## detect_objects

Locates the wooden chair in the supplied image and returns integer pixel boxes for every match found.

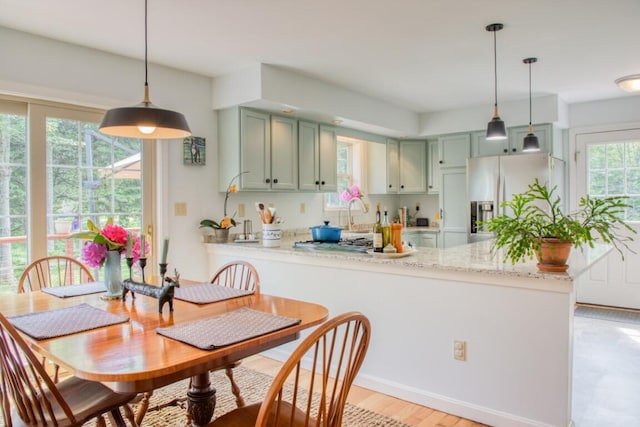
[136,261,261,424]
[207,311,371,427]
[0,312,137,427]
[210,261,261,407]
[18,255,94,293]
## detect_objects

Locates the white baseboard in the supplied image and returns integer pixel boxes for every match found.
[261,348,570,427]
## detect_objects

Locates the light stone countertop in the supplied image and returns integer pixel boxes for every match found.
[206,234,612,284]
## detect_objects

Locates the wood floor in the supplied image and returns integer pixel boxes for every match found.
[243,355,487,427]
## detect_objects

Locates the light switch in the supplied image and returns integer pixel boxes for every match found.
[300,203,305,214]
[174,202,187,216]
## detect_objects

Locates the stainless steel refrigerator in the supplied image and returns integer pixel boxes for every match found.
[467,152,565,243]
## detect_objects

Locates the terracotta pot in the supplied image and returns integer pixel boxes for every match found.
[535,238,572,272]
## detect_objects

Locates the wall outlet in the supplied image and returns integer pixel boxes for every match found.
[300,203,305,214]
[174,202,187,216]
[237,203,245,217]
[454,340,466,361]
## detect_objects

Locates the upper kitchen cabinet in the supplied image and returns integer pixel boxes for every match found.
[398,140,427,193]
[298,123,337,192]
[366,140,388,194]
[386,139,400,193]
[472,124,563,159]
[427,139,440,194]
[218,107,297,191]
[438,133,470,169]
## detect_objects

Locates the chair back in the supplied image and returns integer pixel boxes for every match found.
[256,312,371,427]
[210,261,260,292]
[18,256,94,293]
[0,312,77,425]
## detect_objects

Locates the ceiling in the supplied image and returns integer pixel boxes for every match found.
[1,0,638,114]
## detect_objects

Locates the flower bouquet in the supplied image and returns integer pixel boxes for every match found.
[200,172,248,242]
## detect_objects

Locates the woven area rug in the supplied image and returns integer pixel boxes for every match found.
[575,305,640,325]
[76,365,410,426]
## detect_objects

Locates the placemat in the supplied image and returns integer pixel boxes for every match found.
[8,303,129,339]
[156,307,301,350]
[173,283,254,304]
[41,281,105,298]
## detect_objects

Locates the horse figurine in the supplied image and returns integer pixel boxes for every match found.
[122,270,180,313]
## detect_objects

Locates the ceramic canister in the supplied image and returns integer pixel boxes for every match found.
[262,223,281,247]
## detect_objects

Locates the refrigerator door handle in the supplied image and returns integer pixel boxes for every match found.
[496,174,502,215]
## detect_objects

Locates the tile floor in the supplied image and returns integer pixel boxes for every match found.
[572,315,640,426]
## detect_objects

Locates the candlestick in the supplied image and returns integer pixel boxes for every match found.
[126,257,134,279]
[139,257,147,283]
[161,238,169,264]
[159,262,168,282]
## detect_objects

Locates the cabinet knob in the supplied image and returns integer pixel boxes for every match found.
[503,149,508,153]
[429,185,433,188]
[273,178,279,184]
[512,148,517,152]
[315,180,320,185]
[265,178,271,183]
[388,184,392,188]
[439,160,443,164]
[321,181,325,185]
[400,185,405,189]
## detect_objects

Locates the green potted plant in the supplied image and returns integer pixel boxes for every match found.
[483,178,635,272]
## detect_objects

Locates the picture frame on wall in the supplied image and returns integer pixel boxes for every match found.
[183,136,206,165]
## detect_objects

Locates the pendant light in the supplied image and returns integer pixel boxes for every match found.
[522,57,540,152]
[486,23,507,141]
[99,0,191,139]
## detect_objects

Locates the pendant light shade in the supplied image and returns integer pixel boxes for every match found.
[522,57,540,152]
[486,23,507,141]
[615,74,640,93]
[99,0,191,139]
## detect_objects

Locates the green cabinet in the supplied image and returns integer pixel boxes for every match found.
[218,107,297,191]
[403,230,439,248]
[438,133,470,169]
[386,139,400,193]
[399,140,427,193]
[427,139,440,194]
[298,121,337,192]
[439,167,468,249]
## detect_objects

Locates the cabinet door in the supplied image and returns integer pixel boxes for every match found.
[508,124,551,155]
[427,140,440,194]
[367,141,388,194]
[386,139,399,193]
[439,134,470,168]
[319,125,338,192]
[399,140,427,193]
[241,109,271,190]
[271,116,298,190]
[471,130,509,157]
[419,233,437,248]
[439,167,467,248]
[298,121,320,191]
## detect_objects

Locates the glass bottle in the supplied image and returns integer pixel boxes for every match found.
[373,204,383,252]
[382,208,391,247]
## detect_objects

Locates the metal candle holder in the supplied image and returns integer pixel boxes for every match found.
[126,256,148,283]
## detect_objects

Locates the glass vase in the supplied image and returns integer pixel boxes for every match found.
[103,250,123,298]
[214,228,230,243]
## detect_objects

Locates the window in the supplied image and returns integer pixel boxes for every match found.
[325,136,365,209]
[587,141,640,221]
[0,96,149,294]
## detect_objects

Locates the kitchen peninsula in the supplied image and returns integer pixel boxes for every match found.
[204,238,609,427]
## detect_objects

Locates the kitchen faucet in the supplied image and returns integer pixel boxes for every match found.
[347,198,369,231]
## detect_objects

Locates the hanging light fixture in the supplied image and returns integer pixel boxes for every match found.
[522,57,540,152]
[486,23,507,141]
[615,74,640,93]
[99,0,191,139]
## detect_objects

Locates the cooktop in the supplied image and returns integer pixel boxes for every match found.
[293,238,373,253]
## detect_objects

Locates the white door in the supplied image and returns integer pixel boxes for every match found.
[575,128,640,309]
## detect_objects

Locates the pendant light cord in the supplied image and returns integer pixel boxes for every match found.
[143,0,150,104]
[493,29,498,108]
[528,61,532,125]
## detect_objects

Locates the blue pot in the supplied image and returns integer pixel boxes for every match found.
[309,221,342,242]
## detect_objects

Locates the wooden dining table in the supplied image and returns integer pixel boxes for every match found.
[0,283,328,426]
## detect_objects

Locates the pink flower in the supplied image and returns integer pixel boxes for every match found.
[81,242,108,268]
[102,223,128,246]
[349,185,361,199]
[131,236,150,261]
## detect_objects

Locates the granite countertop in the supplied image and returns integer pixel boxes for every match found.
[205,234,611,283]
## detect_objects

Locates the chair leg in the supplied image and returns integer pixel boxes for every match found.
[225,366,245,407]
[135,391,153,426]
[108,408,127,427]
[123,404,138,427]
[96,415,106,427]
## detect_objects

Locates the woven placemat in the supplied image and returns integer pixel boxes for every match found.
[41,281,105,298]
[173,283,254,304]
[8,303,129,339]
[156,307,300,350]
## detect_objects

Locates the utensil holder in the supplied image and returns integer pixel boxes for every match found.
[262,223,281,247]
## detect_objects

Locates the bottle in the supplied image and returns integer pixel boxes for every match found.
[382,208,391,247]
[373,204,383,252]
